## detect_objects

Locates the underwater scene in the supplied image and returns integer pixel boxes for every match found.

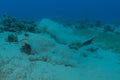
[0,0,120,80]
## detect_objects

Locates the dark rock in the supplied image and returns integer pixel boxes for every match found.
[0,27,4,33]
[104,25,115,33]
[95,20,102,27]
[6,34,18,42]
[1,14,37,33]
[86,47,98,52]
[82,53,88,58]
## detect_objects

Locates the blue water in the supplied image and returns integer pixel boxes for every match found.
[0,0,120,22]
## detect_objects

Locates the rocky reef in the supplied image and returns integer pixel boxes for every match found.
[0,14,38,33]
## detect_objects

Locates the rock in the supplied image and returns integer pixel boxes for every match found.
[103,24,115,33]
[0,27,4,33]
[1,14,37,33]
[6,34,18,42]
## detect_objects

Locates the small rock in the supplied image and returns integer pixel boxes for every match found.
[6,34,18,42]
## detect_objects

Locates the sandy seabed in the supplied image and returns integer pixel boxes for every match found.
[0,18,120,80]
